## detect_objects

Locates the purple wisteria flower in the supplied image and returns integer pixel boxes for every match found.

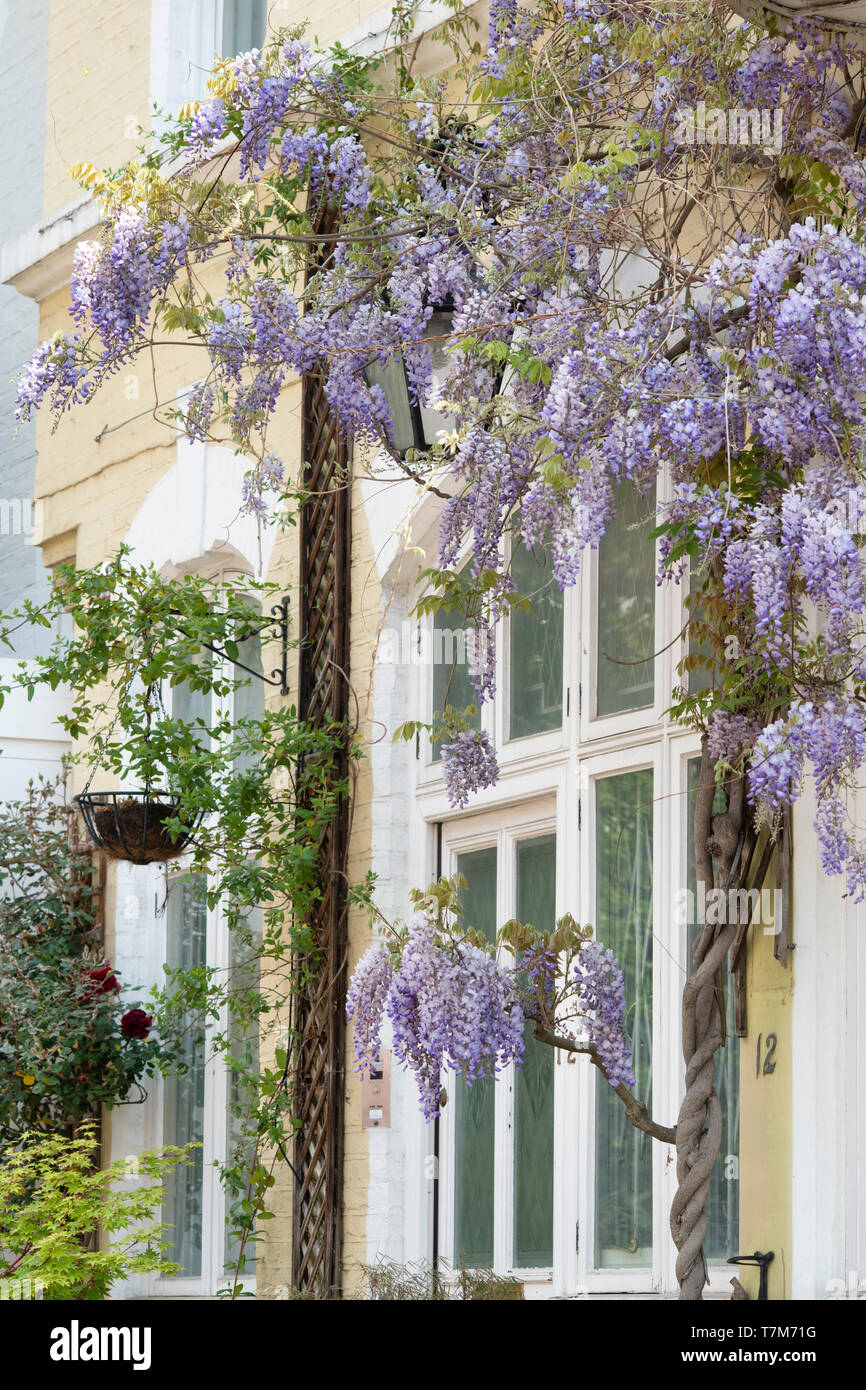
[573,940,635,1089]
[348,911,524,1121]
[346,944,393,1074]
[440,729,498,809]
[185,99,227,164]
[70,212,190,351]
[240,453,284,519]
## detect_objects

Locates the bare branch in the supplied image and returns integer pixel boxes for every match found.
[533,1025,676,1144]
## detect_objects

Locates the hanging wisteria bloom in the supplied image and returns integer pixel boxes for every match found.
[347,887,638,1118]
[346,944,393,1074]
[439,729,499,809]
[572,940,635,1090]
[348,907,524,1120]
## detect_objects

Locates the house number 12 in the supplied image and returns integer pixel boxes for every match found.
[756,1032,777,1077]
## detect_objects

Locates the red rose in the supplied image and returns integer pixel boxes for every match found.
[89,966,121,994]
[120,1008,153,1039]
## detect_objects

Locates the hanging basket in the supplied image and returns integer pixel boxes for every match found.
[75,791,201,865]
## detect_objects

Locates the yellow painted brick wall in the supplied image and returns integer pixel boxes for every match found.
[43,0,151,221]
[30,0,451,1300]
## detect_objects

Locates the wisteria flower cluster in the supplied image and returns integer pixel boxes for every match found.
[750,701,866,900]
[348,886,637,1117]
[17,4,866,901]
[439,729,498,810]
[347,900,524,1120]
[572,940,635,1090]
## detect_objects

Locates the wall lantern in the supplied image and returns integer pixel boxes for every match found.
[363,307,458,454]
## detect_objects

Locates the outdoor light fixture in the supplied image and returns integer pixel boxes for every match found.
[363,307,458,454]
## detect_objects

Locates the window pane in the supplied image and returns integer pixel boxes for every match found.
[509,539,564,740]
[163,876,208,1276]
[431,571,480,762]
[224,905,263,1273]
[453,846,497,1268]
[172,652,212,751]
[596,483,656,717]
[222,0,267,56]
[513,835,556,1267]
[233,602,265,775]
[686,563,716,695]
[594,771,653,1268]
[686,758,739,1261]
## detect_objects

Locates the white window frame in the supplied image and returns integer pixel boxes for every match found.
[144,568,263,1298]
[150,0,269,121]
[417,536,572,786]
[436,795,565,1296]
[404,486,741,1295]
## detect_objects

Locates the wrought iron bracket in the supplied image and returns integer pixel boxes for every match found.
[727,1250,775,1300]
[198,595,291,696]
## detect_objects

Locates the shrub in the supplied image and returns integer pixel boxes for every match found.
[0,1121,196,1300]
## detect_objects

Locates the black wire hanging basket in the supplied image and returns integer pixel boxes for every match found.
[75,791,202,866]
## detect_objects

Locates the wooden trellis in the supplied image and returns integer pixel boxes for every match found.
[292,214,352,1298]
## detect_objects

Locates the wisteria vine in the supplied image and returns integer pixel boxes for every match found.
[17,4,866,890]
[14,0,866,1298]
[347,880,635,1118]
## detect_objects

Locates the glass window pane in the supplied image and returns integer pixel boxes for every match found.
[509,538,564,740]
[594,771,653,1268]
[222,0,267,56]
[224,905,263,1273]
[163,875,208,1276]
[513,835,556,1267]
[453,846,498,1268]
[596,483,656,717]
[686,563,716,695]
[431,570,480,762]
[172,651,212,750]
[233,601,265,775]
[686,758,739,1261]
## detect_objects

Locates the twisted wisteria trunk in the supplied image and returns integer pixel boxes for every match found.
[670,738,744,1300]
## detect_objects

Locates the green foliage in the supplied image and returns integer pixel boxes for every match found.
[0,552,371,1295]
[0,781,176,1144]
[0,1122,196,1299]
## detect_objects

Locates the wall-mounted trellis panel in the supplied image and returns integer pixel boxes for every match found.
[292,220,352,1297]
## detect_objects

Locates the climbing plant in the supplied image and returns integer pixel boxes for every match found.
[12,0,866,1296]
[0,779,175,1145]
[0,557,359,1295]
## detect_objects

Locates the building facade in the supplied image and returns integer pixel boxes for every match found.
[2,0,866,1302]
[0,0,70,798]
